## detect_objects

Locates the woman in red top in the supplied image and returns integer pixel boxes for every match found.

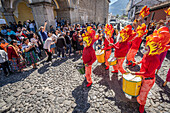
[82,26,98,87]
[127,23,148,66]
[7,40,25,72]
[100,24,114,70]
[111,25,136,74]
[130,26,170,113]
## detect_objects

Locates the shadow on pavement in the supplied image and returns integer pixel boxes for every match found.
[72,79,91,113]
[155,74,170,103]
[0,68,35,87]
[93,64,139,112]
[166,51,170,60]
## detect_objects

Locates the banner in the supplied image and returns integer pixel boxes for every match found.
[0,19,6,24]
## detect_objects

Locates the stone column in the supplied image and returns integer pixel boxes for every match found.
[30,2,55,31]
[3,12,16,24]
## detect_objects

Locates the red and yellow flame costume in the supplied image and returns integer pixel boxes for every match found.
[165,7,170,16]
[134,26,170,113]
[82,26,98,86]
[127,23,148,66]
[112,25,136,74]
[140,6,150,18]
[102,24,114,69]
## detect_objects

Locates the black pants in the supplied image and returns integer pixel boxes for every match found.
[72,40,77,52]
[0,61,11,75]
[58,47,65,57]
[44,49,52,61]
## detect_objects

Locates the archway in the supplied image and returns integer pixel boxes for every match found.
[13,1,34,23]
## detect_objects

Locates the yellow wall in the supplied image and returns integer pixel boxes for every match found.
[14,2,34,23]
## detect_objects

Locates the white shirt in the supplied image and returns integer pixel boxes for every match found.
[0,50,8,63]
[43,37,52,51]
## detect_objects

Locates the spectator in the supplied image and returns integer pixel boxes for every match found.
[40,22,48,43]
[29,20,36,33]
[0,47,11,76]
[7,40,25,72]
[31,33,42,58]
[72,31,77,53]
[22,38,39,69]
[56,33,67,58]
[48,32,58,56]
[43,32,55,62]
[12,22,18,32]
[65,31,72,56]
[1,26,8,40]
[77,31,84,54]
[50,25,55,34]
[7,27,16,41]
[17,21,23,28]
[0,39,9,52]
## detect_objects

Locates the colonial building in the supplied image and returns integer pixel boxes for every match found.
[0,0,110,30]
[127,0,170,23]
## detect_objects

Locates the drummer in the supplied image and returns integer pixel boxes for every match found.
[99,24,114,70]
[82,26,98,87]
[126,23,148,66]
[129,26,170,113]
[111,25,136,74]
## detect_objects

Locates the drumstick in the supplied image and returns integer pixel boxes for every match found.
[126,68,136,80]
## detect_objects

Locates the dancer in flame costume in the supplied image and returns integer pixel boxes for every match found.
[101,24,114,70]
[130,26,170,113]
[127,23,148,66]
[82,26,98,87]
[111,25,136,74]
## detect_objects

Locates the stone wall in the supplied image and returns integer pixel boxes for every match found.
[0,0,109,29]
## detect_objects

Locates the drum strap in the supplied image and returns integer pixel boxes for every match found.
[117,57,125,59]
[145,77,154,80]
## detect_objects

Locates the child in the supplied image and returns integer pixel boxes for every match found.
[111,25,136,74]
[82,26,98,87]
[127,23,148,66]
[100,24,114,70]
[130,26,170,113]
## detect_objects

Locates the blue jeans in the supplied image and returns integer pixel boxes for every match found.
[66,44,72,55]
[30,28,35,33]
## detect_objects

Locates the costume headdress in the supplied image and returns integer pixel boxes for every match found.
[146,26,170,55]
[136,23,148,37]
[140,6,150,18]
[82,26,95,47]
[165,7,170,15]
[120,25,136,42]
[104,24,114,38]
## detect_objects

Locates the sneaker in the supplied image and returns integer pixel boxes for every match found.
[53,54,57,56]
[105,66,109,70]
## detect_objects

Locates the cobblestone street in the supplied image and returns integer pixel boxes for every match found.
[0,50,170,113]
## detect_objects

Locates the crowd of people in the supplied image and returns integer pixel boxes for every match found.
[0,19,118,76]
[0,6,170,113]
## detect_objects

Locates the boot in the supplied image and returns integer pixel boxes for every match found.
[86,83,92,87]
[111,70,118,73]
[139,105,145,113]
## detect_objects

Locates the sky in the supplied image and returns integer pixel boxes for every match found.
[110,0,118,5]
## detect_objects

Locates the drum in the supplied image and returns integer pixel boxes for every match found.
[108,57,117,66]
[122,73,142,96]
[96,50,105,63]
